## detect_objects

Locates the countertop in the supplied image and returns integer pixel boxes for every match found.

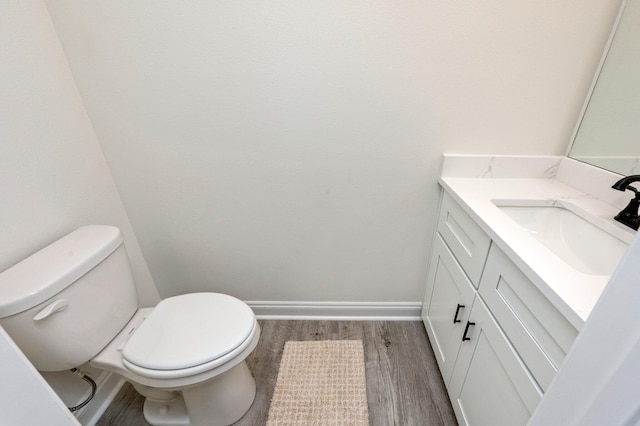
[439,176,635,329]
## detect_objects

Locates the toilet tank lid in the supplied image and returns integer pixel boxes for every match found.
[0,226,123,318]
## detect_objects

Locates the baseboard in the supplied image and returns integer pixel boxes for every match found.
[246,301,423,321]
[75,371,126,426]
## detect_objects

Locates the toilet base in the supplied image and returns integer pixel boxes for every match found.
[142,360,257,426]
[144,396,189,426]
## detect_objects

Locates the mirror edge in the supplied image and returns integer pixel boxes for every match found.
[565,0,629,157]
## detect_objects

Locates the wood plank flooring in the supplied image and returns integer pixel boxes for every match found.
[96,320,456,426]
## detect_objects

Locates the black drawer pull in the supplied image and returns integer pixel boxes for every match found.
[462,321,476,341]
[453,304,465,324]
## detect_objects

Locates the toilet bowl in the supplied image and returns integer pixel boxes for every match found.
[0,226,260,426]
[91,293,261,426]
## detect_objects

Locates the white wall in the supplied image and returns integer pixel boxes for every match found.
[0,0,160,412]
[44,1,621,302]
[0,1,159,307]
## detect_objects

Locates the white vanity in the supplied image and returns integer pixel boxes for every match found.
[422,155,637,425]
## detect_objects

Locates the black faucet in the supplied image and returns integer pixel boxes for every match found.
[612,175,640,230]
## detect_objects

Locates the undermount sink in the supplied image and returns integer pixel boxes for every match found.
[493,201,628,276]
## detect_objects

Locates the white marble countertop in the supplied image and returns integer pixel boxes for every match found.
[439,156,637,329]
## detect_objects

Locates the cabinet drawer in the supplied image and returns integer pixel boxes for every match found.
[478,245,579,392]
[438,192,491,287]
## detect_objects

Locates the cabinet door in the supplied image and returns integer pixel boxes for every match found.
[449,298,542,426]
[422,233,476,387]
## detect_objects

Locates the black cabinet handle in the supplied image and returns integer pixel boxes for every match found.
[453,304,465,323]
[462,321,476,341]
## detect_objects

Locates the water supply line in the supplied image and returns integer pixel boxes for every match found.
[67,368,97,413]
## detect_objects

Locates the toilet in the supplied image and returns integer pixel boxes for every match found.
[0,225,260,426]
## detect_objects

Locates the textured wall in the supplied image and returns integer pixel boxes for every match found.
[45,0,621,302]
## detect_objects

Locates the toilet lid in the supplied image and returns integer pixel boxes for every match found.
[121,293,255,371]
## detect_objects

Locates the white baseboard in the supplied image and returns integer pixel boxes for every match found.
[246,301,422,321]
[75,371,126,426]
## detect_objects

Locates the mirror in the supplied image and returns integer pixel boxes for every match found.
[569,0,640,175]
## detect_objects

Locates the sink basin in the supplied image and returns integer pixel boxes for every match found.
[494,202,628,275]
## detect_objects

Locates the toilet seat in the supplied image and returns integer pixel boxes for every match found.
[121,292,257,379]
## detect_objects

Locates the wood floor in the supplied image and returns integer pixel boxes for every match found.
[96,320,456,426]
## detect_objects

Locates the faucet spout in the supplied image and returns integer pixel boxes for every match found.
[612,175,640,192]
[612,175,640,230]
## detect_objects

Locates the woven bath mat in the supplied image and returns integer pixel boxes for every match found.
[266,340,369,425]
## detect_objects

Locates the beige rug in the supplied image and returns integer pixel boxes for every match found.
[266,340,369,426]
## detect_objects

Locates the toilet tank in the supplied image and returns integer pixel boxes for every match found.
[0,226,139,371]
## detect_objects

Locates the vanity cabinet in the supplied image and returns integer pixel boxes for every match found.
[422,192,578,425]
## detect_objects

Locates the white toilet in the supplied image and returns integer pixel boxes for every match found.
[0,225,260,426]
